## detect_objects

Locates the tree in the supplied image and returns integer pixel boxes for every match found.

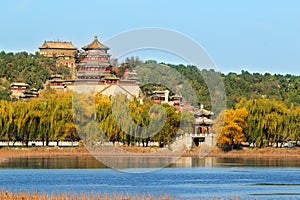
[236,98,288,148]
[214,108,247,151]
[0,88,11,101]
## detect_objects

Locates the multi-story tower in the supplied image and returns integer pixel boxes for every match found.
[76,36,116,82]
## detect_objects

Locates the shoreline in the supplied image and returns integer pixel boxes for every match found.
[1,146,300,159]
[208,146,300,159]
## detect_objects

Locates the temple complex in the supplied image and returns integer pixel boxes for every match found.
[39,41,77,68]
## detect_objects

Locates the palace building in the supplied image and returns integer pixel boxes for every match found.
[39,41,77,68]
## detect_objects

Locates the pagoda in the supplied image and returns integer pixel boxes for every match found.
[76,36,118,83]
[193,105,214,135]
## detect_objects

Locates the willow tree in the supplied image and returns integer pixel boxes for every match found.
[152,104,180,147]
[284,105,300,143]
[39,90,77,145]
[236,98,288,148]
[0,100,14,144]
[178,110,194,134]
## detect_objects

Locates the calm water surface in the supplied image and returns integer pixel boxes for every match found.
[0,156,300,199]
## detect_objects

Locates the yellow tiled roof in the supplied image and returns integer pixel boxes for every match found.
[82,36,109,50]
[39,41,77,49]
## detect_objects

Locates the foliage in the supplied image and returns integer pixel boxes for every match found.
[223,71,300,108]
[0,90,78,146]
[214,108,247,151]
[0,51,75,92]
[236,98,300,148]
[0,88,11,100]
[56,65,72,79]
[119,59,300,112]
[75,93,185,147]
[0,51,54,89]
[1,51,300,149]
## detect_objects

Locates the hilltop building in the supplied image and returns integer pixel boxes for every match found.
[121,69,139,84]
[150,90,194,112]
[39,40,77,68]
[76,36,116,81]
[151,90,170,104]
[10,83,39,99]
[45,36,141,98]
[72,36,141,98]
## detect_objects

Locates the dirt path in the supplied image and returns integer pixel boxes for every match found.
[1,146,300,159]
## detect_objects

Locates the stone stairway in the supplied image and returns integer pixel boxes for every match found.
[168,134,193,152]
[169,134,217,157]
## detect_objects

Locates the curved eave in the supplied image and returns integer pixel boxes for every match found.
[82,47,109,51]
[39,47,77,50]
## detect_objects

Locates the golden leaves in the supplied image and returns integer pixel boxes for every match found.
[214,108,248,147]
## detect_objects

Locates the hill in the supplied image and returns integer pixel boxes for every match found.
[0,52,299,109]
[0,51,71,100]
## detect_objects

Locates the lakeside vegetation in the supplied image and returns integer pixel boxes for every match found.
[0,190,241,200]
[0,90,78,146]
[214,98,300,150]
[0,52,299,150]
[0,90,194,147]
[0,191,172,200]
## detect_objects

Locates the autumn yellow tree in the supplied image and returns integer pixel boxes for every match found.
[214,108,248,151]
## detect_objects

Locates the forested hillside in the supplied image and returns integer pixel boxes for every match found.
[0,52,300,109]
[166,64,300,109]
[120,57,300,108]
[0,51,71,99]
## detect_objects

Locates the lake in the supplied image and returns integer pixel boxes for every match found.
[0,156,300,199]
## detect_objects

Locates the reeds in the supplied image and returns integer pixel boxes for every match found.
[0,191,172,200]
[0,191,243,200]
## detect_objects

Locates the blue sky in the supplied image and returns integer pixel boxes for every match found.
[0,0,299,75]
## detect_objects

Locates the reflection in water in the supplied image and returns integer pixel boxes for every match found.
[1,156,300,169]
[0,156,106,169]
